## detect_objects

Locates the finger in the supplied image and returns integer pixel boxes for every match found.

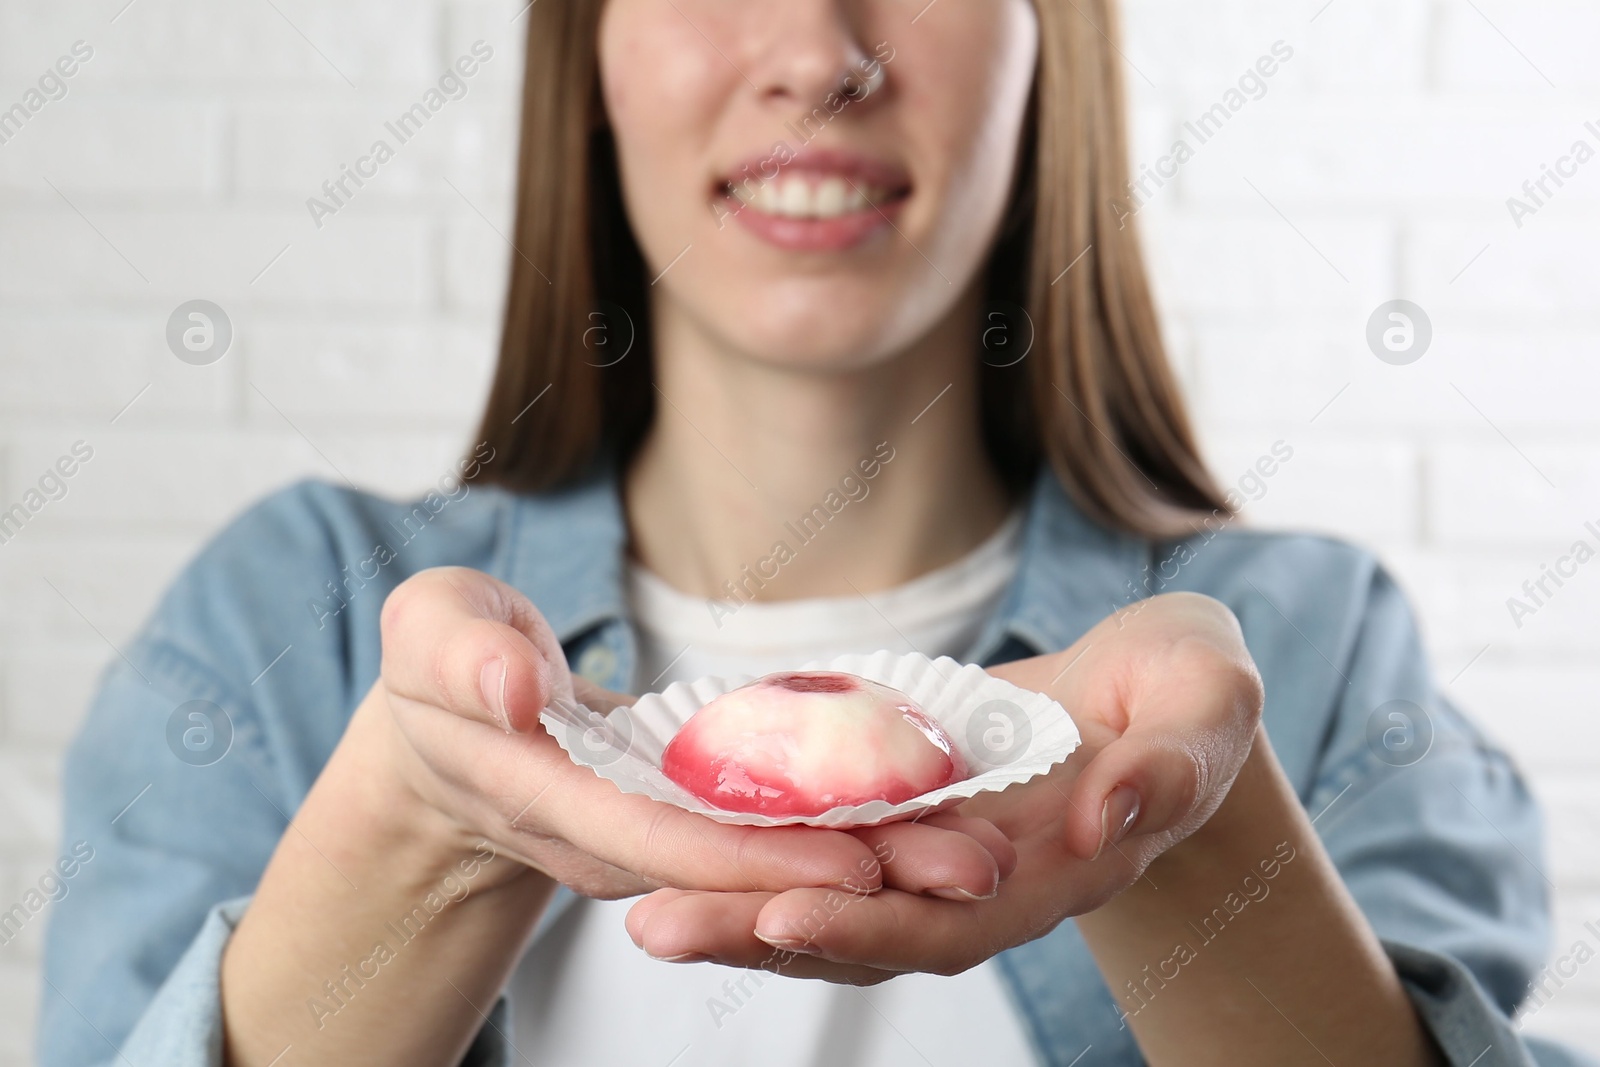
[627,889,895,985]
[624,887,692,946]
[394,702,891,893]
[754,887,988,974]
[918,812,1019,880]
[552,796,889,894]
[751,825,1106,974]
[638,882,1005,977]
[848,815,1012,900]
[379,566,572,733]
[1059,631,1263,861]
[572,675,633,715]
[629,888,770,960]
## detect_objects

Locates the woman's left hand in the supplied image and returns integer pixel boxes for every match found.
[624,591,1266,983]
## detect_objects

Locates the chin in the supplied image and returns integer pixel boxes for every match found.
[724,317,907,374]
[692,276,930,373]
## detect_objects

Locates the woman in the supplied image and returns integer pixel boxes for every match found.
[39,1,1590,1065]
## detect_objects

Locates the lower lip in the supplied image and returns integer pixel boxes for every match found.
[722,194,908,253]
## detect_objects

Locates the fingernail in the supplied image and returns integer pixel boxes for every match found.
[754,930,820,955]
[929,884,998,902]
[1094,785,1141,861]
[480,658,511,732]
[646,950,711,964]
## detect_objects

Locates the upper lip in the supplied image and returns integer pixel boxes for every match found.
[717,146,912,196]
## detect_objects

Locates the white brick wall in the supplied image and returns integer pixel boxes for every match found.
[0,0,1595,1059]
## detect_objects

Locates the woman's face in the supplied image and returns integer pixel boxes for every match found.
[597,0,1039,372]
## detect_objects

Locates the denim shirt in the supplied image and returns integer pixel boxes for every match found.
[38,464,1596,1067]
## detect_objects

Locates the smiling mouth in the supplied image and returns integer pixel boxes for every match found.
[718,172,912,221]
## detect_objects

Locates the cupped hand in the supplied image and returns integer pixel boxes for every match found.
[369,566,1013,902]
[624,591,1265,982]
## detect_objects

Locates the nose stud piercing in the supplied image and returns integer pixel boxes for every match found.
[841,60,886,100]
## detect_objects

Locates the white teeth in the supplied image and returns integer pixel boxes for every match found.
[815,177,847,216]
[780,176,812,216]
[756,178,783,214]
[729,173,893,219]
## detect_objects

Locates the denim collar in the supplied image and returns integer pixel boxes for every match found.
[499,462,1153,666]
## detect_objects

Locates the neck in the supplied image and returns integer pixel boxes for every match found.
[623,290,1013,602]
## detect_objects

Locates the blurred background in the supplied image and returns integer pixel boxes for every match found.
[0,0,1596,1060]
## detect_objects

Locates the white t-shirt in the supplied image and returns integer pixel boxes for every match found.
[508,511,1039,1066]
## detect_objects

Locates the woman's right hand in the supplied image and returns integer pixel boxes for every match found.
[369,566,1011,903]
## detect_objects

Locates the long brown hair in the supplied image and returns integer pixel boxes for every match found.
[473,0,1233,540]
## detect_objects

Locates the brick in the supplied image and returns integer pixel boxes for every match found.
[4,423,490,531]
[1161,316,1198,399]
[1405,215,1600,317]
[1200,431,1419,546]
[1120,0,1430,94]
[1435,1,1600,91]
[1378,549,1499,655]
[444,1,530,86]
[1182,103,1599,208]
[0,960,39,1062]
[3,428,326,531]
[1425,330,1600,428]
[0,535,198,646]
[1192,321,1355,425]
[0,209,434,308]
[0,854,67,961]
[1515,892,1600,1042]
[0,95,222,194]
[2,643,107,747]
[1541,779,1600,888]
[1519,1004,1600,1056]
[1126,101,1178,182]
[1194,323,1600,433]
[1453,664,1600,777]
[438,96,519,200]
[1383,548,1600,660]
[0,310,234,418]
[442,211,513,313]
[235,97,440,198]
[1144,214,1393,316]
[0,749,59,851]
[317,428,489,500]
[243,317,495,422]
[0,0,441,86]
[1428,443,1600,548]
[1276,0,1431,92]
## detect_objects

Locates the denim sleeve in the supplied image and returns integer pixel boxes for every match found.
[68,888,513,1067]
[1305,560,1596,1067]
[35,481,515,1066]
[38,642,287,1067]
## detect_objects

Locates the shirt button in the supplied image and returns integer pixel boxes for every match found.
[576,644,618,685]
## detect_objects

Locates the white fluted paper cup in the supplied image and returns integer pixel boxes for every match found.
[538,650,1081,828]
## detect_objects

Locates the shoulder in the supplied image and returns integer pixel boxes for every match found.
[1152,522,1434,790]
[1155,522,1384,618]
[191,468,510,576]
[1152,522,1401,667]
[135,474,515,717]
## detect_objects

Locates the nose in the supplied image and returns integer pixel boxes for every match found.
[743,1,879,110]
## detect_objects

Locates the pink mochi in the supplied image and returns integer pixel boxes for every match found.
[661,671,967,817]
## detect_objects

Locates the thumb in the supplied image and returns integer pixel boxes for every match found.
[380,566,573,733]
[1061,727,1222,862]
[1059,634,1264,862]
[981,594,1265,864]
